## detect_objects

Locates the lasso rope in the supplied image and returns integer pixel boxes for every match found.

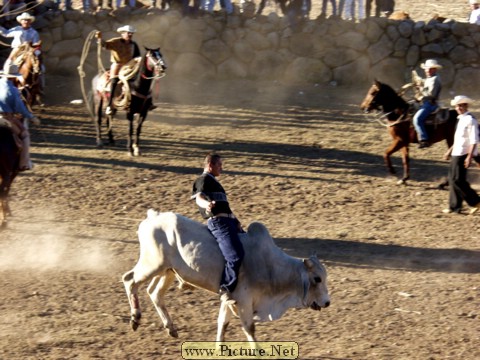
[77,30,100,120]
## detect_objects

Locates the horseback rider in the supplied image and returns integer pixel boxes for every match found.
[413,59,442,149]
[0,64,40,171]
[95,25,141,115]
[0,12,45,98]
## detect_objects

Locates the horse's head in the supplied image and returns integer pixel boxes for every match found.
[144,48,167,78]
[360,80,383,113]
[360,80,401,114]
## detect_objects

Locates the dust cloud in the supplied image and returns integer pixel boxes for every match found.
[0,221,113,272]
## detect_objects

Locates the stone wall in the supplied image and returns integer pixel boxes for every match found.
[30,8,480,92]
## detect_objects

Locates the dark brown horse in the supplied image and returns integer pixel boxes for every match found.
[360,80,457,184]
[91,48,166,156]
[0,126,20,228]
[15,42,43,107]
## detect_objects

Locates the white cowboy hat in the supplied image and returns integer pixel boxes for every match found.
[16,12,35,23]
[469,0,478,5]
[421,59,443,69]
[117,25,136,34]
[451,95,474,106]
[0,64,23,78]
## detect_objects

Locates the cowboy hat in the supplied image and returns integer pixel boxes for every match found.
[469,0,478,5]
[117,25,136,33]
[451,95,474,106]
[0,64,23,78]
[421,59,443,69]
[16,12,35,23]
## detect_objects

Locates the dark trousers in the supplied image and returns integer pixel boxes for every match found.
[448,155,480,211]
[207,217,244,293]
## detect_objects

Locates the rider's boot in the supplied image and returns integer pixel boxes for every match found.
[106,77,119,115]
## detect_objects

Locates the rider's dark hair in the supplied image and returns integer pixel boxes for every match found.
[204,153,221,167]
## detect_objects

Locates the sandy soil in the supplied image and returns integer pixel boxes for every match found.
[0,71,479,360]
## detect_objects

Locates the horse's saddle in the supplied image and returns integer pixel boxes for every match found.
[408,103,451,126]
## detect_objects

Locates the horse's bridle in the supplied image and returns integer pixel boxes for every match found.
[142,51,167,80]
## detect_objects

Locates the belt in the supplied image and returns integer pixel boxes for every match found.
[211,213,235,219]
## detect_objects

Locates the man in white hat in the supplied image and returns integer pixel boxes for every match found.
[413,59,443,148]
[442,95,480,214]
[95,25,141,115]
[469,0,480,24]
[0,13,40,72]
[0,64,40,171]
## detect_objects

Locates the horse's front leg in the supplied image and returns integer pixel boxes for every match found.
[133,113,146,157]
[385,139,409,184]
[127,112,134,156]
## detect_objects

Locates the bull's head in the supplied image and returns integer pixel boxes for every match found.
[303,255,330,311]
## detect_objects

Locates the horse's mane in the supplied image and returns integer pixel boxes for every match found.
[377,81,409,114]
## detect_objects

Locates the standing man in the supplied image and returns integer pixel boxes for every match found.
[191,153,244,305]
[442,95,480,215]
[0,64,40,171]
[96,25,141,115]
[413,59,442,148]
[469,0,480,24]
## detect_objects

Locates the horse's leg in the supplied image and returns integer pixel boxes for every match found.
[399,145,410,184]
[95,97,103,148]
[106,113,115,146]
[146,272,178,337]
[127,112,134,156]
[133,113,147,157]
[384,139,408,180]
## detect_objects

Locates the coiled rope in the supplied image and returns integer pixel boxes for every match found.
[77,30,104,120]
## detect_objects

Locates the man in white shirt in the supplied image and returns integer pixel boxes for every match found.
[469,0,480,24]
[442,95,480,214]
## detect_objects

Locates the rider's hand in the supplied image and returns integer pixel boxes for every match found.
[95,31,102,39]
[29,116,40,126]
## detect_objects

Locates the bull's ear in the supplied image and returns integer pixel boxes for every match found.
[303,258,314,270]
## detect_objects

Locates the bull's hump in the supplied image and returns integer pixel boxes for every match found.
[247,222,270,238]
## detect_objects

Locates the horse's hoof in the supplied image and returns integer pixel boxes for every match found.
[96,140,103,148]
[397,179,407,185]
[130,319,139,331]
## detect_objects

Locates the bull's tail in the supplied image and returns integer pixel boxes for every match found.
[147,208,159,219]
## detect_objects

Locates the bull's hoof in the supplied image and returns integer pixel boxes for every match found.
[167,327,179,338]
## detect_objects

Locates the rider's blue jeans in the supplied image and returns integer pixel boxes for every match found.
[413,100,438,142]
[207,216,244,293]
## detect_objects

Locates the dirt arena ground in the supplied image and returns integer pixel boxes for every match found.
[1,1,480,359]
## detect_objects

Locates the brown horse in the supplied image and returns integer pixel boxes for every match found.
[14,42,43,107]
[0,126,20,228]
[360,80,457,184]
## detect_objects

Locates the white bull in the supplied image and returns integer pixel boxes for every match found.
[122,210,330,342]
